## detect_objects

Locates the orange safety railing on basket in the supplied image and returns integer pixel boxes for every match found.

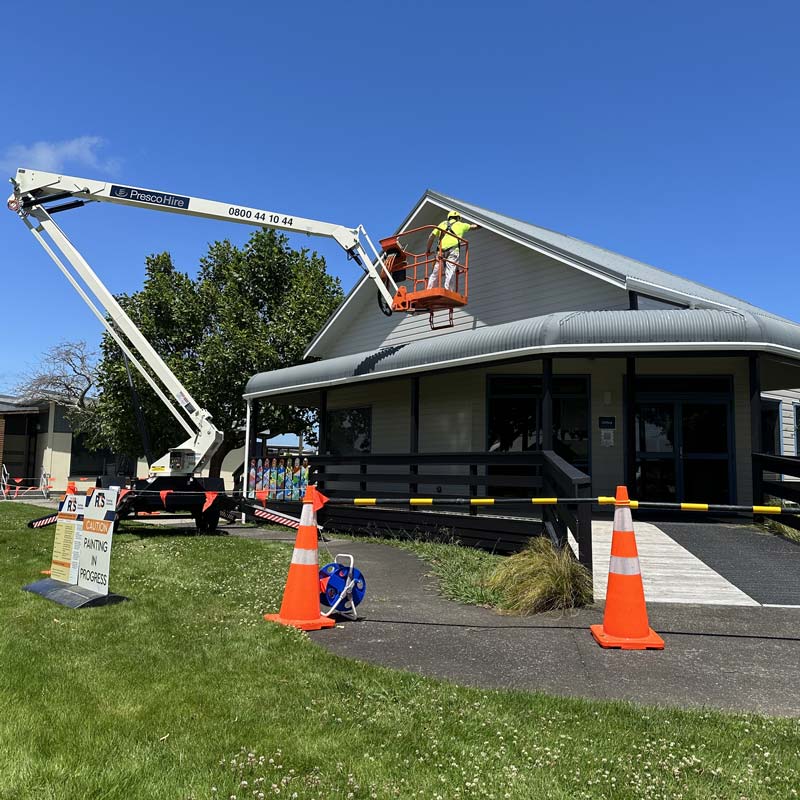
[380,225,469,329]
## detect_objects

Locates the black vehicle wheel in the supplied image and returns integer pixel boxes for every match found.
[194,507,220,534]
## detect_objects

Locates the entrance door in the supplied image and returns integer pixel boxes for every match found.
[635,400,732,503]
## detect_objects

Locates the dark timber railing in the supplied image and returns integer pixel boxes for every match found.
[541,450,593,572]
[310,451,593,566]
[752,452,800,530]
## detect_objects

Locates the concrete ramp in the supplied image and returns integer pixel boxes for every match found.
[592,519,759,606]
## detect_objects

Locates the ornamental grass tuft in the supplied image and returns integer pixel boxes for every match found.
[487,536,594,614]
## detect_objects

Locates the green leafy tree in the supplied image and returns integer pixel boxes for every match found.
[89,229,343,478]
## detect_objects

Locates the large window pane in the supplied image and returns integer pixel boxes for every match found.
[760,401,780,456]
[487,397,538,452]
[554,397,589,471]
[636,459,676,502]
[486,374,589,472]
[682,403,728,454]
[70,433,120,477]
[488,376,541,396]
[325,408,371,455]
[636,376,730,395]
[636,404,674,453]
[683,459,730,504]
[796,405,800,456]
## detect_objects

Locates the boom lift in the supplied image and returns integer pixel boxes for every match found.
[6,168,411,531]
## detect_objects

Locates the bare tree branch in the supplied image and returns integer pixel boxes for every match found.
[14,340,98,412]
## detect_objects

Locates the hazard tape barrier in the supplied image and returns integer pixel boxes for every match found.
[29,513,59,528]
[312,496,797,515]
[104,489,800,515]
[25,488,799,531]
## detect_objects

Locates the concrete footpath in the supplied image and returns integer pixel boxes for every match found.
[305,538,800,718]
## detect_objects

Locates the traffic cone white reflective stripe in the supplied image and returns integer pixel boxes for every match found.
[608,555,642,575]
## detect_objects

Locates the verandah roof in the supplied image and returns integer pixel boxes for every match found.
[245,308,800,400]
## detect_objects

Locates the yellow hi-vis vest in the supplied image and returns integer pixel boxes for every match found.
[432,219,471,251]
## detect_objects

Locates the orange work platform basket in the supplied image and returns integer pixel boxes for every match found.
[380,225,469,330]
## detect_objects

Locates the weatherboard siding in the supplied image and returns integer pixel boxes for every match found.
[763,389,800,458]
[317,233,629,359]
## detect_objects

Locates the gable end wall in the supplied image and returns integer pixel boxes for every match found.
[318,232,629,359]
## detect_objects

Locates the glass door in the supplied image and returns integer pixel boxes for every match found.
[635,400,732,503]
[635,403,678,502]
[680,401,731,503]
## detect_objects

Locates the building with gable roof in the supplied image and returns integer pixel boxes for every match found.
[242,192,800,550]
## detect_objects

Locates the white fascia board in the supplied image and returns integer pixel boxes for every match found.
[247,340,800,400]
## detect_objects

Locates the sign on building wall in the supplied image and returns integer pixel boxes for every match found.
[78,488,118,596]
[50,494,85,583]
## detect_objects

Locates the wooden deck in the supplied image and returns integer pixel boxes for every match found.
[589,519,759,606]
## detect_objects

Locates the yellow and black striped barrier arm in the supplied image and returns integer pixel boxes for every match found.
[327,496,794,514]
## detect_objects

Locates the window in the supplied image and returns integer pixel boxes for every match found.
[796,405,800,456]
[486,375,590,472]
[636,376,731,395]
[325,407,372,455]
[69,432,121,477]
[633,294,688,310]
[761,400,780,456]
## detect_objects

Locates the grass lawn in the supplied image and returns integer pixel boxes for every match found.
[1,504,799,800]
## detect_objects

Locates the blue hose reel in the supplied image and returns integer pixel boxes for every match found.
[319,554,366,620]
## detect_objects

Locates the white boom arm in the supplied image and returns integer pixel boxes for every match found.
[7,168,399,478]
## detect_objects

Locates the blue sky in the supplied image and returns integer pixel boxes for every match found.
[1,0,798,396]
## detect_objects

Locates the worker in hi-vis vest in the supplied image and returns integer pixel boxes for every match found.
[425,210,479,291]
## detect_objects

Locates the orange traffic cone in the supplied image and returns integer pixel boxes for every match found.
[264,486,335,631]
[590,486,664,650]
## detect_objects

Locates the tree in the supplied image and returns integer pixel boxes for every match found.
[89,229,344,477]
[14,340,98,431]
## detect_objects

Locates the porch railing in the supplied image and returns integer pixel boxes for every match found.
[309,450,592,567]
[541,450,593,572]
[753,453,800,529]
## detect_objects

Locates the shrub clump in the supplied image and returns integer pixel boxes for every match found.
[487,537,594,614]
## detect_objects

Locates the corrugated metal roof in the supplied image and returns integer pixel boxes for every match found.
[0,394,40,414]
[305,189,793,360]
[246,308,800,399]
[428,190,791,323]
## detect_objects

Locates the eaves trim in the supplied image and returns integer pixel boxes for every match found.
[247,340,800,400]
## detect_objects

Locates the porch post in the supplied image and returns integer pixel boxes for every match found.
[247,399,259,496]
[624,356,636,492]
[410,377,419,494]
[750,353,763,505]
[23,414,32,483]
[240,399,253,521]
[541,357,553,450]
[319,390,328,455]
[317,390,328,492]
